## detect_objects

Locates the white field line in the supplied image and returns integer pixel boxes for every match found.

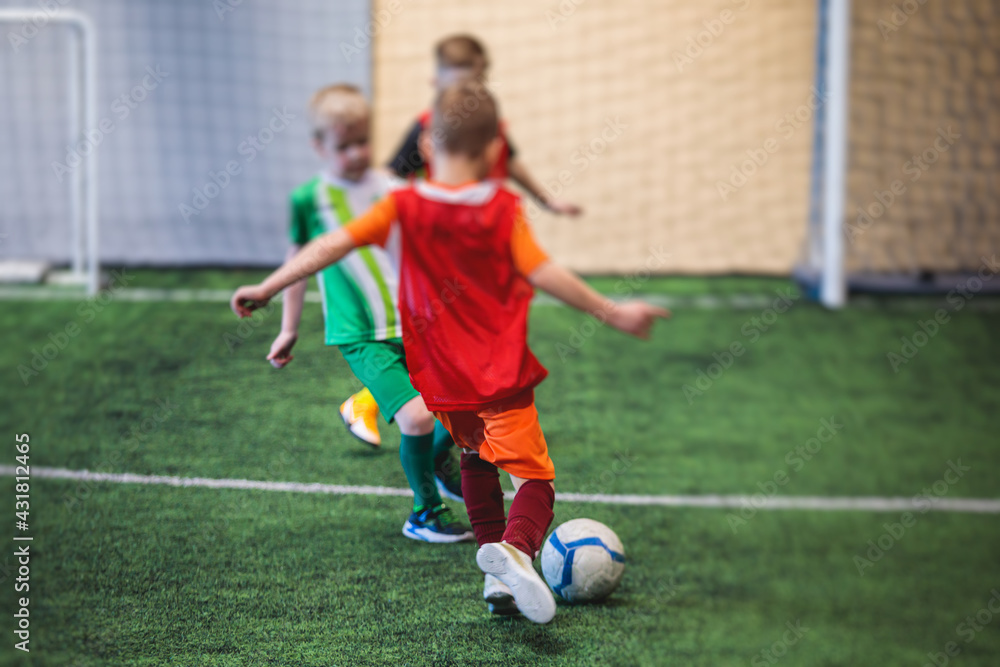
[4,466,999,514]
[2,285,998,311]
[0,286,749,308]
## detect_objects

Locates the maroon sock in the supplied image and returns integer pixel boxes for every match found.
[460,452,506,547]
[503,480,555,560]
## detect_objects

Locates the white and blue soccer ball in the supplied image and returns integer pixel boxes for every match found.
[540,518,626,603]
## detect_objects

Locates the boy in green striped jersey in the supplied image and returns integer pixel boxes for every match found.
[266,84,471,543]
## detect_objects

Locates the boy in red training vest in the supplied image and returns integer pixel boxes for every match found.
[340,34,583,442]
[231,81,668,624]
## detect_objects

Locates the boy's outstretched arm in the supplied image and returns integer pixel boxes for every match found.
[231,195,397,319]
[527,261,670,339]
[231,229,355,318]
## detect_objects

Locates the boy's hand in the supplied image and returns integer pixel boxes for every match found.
[606,301,671,339]
[267,331,298,368]
[231,285,272,318]
[546,199,583,217]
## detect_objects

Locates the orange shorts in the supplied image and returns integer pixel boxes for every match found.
[435,389,555,481]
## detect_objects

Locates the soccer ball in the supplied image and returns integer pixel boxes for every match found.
[540,518,625,603]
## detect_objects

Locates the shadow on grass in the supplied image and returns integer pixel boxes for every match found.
[471,614,569,659]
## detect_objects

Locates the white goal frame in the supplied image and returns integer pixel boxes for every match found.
[0,8,99,295]
[818,0,850,309]
[799,0,853,309]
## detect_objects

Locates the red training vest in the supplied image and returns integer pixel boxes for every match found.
[392,181,547,410]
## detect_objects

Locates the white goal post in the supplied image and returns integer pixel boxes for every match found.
[802,0,1000,308]
[799,0,850,309]
[0,8,99,295]
[819,0,850,309]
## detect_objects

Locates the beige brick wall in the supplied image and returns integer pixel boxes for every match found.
[372,0,817,274]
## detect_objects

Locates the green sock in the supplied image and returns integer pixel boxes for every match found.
[400,432,442,511]
[432,421,455,461]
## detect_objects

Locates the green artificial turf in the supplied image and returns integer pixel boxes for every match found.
[0,273,998,665]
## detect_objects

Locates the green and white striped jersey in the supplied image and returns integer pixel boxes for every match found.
[288,169,403,345]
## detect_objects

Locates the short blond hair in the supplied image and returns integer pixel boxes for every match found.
[308,84,369,135]
[431,80,498,158]
[435,34,489,77]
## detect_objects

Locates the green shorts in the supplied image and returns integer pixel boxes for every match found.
[337,338,419,423]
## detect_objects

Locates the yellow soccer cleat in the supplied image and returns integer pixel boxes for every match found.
[339,387,381,448]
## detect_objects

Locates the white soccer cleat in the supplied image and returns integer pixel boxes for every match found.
[476,542,556,624]
[483,573,518,616]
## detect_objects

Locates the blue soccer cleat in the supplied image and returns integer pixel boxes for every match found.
[402,504,474,543]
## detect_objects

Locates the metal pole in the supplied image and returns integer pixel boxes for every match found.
[80,13,99,296]
[820,0,851,308]
[68,20,83,276]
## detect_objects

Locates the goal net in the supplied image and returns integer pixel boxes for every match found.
[0,7,96,290]
[0,0,371,290]
[801,0,1000,305]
